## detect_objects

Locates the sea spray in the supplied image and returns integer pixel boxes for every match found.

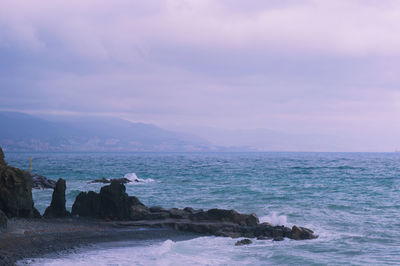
[260,212,287,226]
[124,173,156,184]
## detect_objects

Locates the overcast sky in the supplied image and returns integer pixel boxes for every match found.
[1,0,400,151]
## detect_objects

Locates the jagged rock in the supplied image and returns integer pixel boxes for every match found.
[0,209,7,230]
[44,178,70,218]
[72,191,101,218]
[31,173,56,189]
[0,147,38,218]
[190,208,259,226]
[235,239,252,246]
[273,236,284,241]
[89,178,131,184]
[129,196,145,207]
[99,181,134,220]
[288,225,317,240]
[72,180,145,220]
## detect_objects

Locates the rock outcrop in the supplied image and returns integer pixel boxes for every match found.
[31,174,56,189]
[72,180,145,220]
[71,182,318,241]
[190,208,259,226]
[0,147,40,218]
[0,209,7,230]
[44,178,70,218]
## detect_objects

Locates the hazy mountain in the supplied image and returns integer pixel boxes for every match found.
[0,112,217,152]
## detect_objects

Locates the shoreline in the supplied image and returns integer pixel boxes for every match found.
[0,218,200,265]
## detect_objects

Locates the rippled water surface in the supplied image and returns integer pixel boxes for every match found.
[7,152,400,265]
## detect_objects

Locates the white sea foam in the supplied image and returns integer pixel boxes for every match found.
[23,237,248,266]
[124,173,156,184]
[260,212,288,226]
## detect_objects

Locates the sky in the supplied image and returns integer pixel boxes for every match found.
[1,0,400,151]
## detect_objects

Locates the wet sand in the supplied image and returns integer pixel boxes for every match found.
[0,218,198,265]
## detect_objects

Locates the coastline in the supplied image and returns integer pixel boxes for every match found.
[0,218,199,265]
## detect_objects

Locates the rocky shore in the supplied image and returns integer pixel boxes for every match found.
[0,147,318,265]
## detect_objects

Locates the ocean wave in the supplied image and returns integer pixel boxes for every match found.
[124,173,156,184]
[260,212,288,226]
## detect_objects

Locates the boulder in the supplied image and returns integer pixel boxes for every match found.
[235,239,252,246]
[0,209,7,230]
[288,225,317,240]
[0,147,39,218]
[43,178,70,218]
[31,173,56,189]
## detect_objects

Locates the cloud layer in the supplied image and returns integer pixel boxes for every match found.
[1,0,400,150]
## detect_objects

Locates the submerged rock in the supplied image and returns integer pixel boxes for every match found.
[0,147,40,218]
[235,239,252,246]
[89,178,131,184]
[0,209,7,230]
[31,173,56,189]
[44,178,70,218]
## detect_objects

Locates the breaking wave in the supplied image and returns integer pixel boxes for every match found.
[124,173,155,184]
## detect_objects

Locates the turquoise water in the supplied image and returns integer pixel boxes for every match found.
[7,152,400,265]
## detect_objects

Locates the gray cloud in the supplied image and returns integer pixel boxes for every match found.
[1,0,400,150]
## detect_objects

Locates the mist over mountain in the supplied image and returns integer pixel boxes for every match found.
[0,112,220,152]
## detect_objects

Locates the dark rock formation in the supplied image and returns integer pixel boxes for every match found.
[99,181,139,220]
[0,148,5,166]
[89,178,132,184]
[71,182,318,241]
[44,178,70,218]
[190,208,259,226]
[71,191,101,218]
[287,225,316,240]
[235,239,252,246]
[0,147,40,218]
[72,180,145,220]
[0,209,7,230]
[30,174,56,189]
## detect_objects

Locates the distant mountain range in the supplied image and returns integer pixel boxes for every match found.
[0,112,225,152]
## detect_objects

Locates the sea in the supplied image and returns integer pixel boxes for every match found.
[6,152,400,265]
